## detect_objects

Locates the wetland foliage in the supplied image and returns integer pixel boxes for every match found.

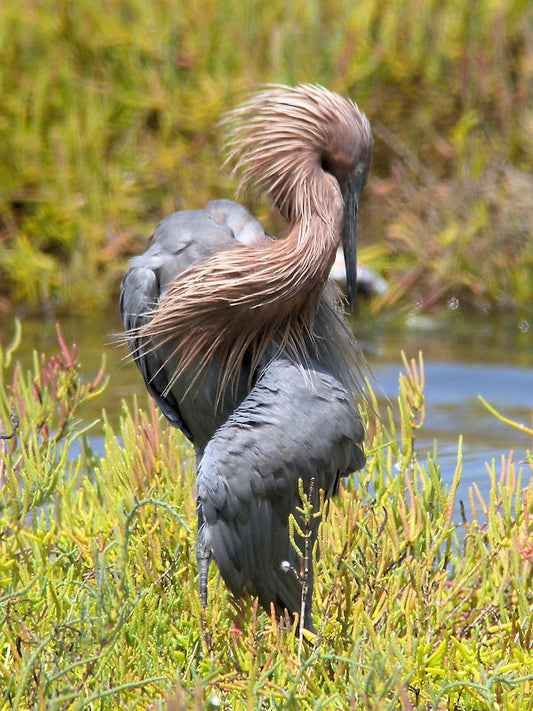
[1,327,532,709]
[0,0,532,315]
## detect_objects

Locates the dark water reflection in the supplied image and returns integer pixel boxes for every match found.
[1,308,532,504]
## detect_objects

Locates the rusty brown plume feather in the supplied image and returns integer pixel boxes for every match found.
[131,84,372,392]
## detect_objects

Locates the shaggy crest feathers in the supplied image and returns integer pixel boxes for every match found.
[225,84,371,224]
[133,84,371,391]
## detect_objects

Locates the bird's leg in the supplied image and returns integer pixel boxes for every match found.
[196,505,212,607]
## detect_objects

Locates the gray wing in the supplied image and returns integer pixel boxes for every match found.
[120,200,268,445]
[196,355,365,630]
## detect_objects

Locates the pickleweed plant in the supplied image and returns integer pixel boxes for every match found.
[0,320,106,525]
[0,324,532,709]
[1,0,533,313]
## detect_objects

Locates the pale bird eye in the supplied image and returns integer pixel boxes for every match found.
[354,162,365,176]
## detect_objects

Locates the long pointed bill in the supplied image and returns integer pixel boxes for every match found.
[341,175,363,311]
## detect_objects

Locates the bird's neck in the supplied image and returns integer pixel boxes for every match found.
[220,170,344,321]
[283,172,345,301]
[141,172,345,389]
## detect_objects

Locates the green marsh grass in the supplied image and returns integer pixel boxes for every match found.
[1,328,532,709]
[0,0,532,314]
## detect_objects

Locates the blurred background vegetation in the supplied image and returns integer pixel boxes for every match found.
[0,0,532,316]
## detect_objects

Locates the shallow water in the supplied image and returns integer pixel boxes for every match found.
[355,310,533,501]
[1,308,532,506]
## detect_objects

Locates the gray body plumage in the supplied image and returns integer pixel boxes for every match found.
[121,200,263,446]
[120,198,365,630]
[197,354,364,630]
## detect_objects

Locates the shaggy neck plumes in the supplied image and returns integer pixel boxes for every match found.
[137,85,371,390]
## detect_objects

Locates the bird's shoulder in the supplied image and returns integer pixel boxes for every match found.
[127,199,269,289]
[119,200,269,444]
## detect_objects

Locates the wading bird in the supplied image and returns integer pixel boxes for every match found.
[120,84,372,631]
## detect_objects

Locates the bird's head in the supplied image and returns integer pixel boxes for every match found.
[321,116,372,310]
[322,135,372,309]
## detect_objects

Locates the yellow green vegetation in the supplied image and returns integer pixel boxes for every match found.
[0,0,532,314]
[1,325,532,709]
